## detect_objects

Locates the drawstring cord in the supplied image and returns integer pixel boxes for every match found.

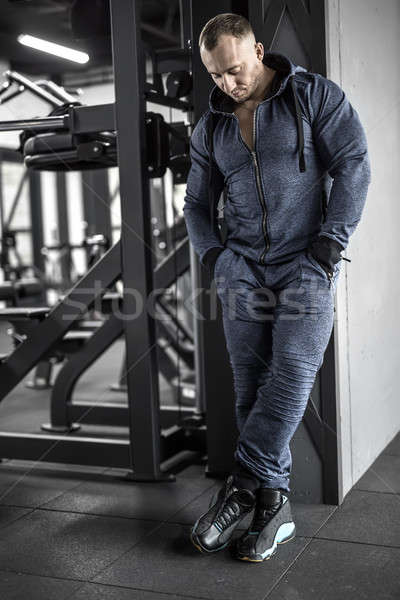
[289,75,306,173]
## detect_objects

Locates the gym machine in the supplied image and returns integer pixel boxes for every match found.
[0,0,219,481]
[0,150,46,304]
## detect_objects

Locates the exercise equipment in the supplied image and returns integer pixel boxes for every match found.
[40,229,110,293]
[0,157,46,300]
[0,25,203,479]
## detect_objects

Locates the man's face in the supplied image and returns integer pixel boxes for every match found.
[200,33,264,104]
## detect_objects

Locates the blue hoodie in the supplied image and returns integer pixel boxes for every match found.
[183,50,371,268]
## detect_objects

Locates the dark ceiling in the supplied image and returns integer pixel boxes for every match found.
[0,0,181,77]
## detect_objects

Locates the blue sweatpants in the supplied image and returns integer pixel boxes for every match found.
[213,247,341,494]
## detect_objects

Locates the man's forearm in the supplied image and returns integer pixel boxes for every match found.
[318,153,371,250]
[183,201,224,266]
[307,151,371,273]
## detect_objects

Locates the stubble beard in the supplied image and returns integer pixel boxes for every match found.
[232,65,265,105]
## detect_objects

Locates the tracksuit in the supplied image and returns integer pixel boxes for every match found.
[183,50,371,493]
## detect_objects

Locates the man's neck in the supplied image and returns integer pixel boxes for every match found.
[235,67,278,113]
[254,65,278,103]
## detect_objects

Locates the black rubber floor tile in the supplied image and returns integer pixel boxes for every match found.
[285,502,337,538]
[354,454,400,494]
[0,508,158,580]
[266,538,400,600]
[0,505,32,530]
[93,521,308,600]
[0,570,81,600]
[383,432,400,456]
[315,489,400,547]
[42,474,215,521]
[163,481,223,525]
[71,581,202,599]
[0,463,88,508]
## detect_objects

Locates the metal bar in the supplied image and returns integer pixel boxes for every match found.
[49,313,123,430]
[189,0,237,476]
[0,116,66,132]
[35,80,79,105]
[28,170,46,287]
[179,0,192,51]
[81,169,112,243]
[0,149,23,164]
[110,0,168,481]
[0,240,121,402]
[56,172,71,285]
[143,83,191,111]
[3,171,28,231]
[5,226,37,234]
[0,432,131,468]
[5,71,64,107]
[69,402,196,429]
[157,296,193,343]
[68,104,115,134]
[0,430,204,471]
[27,360,53,389]
[0,87,25,105]
[153,235,190,291]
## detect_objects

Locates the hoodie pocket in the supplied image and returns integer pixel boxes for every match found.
[227,179,252,206]
[213,247,230,280]
[305,250,331,282]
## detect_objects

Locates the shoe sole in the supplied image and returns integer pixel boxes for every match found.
[236,521,296,562]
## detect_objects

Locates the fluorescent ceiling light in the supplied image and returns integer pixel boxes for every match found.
[17,34,89,64]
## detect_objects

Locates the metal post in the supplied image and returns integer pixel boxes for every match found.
[28,170,46,299]
[110,0,172,481]
[55,172,71,285]
[189,0,238,477]
[81,169,112,241]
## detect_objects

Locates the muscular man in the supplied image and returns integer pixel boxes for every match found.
[183,13,371,562]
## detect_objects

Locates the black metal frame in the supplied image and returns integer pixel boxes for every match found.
[0,150,32,280]
[81,169,112,247]
[0,0,207,479]
[40,245,195,432]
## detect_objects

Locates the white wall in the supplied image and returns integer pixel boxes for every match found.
[326,0,400,499]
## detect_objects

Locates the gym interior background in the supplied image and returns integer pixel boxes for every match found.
[0,0,398,598]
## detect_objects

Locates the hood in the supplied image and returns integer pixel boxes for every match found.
[208,51,308,172]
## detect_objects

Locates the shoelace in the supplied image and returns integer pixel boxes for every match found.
[214,491,250,530]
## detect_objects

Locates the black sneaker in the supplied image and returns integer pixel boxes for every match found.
[235,488,296,562]
[190,474,256,553]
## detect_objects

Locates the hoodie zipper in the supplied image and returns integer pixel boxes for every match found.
[233,108,270,264]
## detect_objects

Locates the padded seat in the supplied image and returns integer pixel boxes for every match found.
[23,131,117,171]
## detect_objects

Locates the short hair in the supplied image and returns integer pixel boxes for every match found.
[198,13,254,53]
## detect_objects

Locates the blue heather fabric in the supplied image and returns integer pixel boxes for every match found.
[182,50,371,494]
[212,246,341,493]
[183,50,371,266]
